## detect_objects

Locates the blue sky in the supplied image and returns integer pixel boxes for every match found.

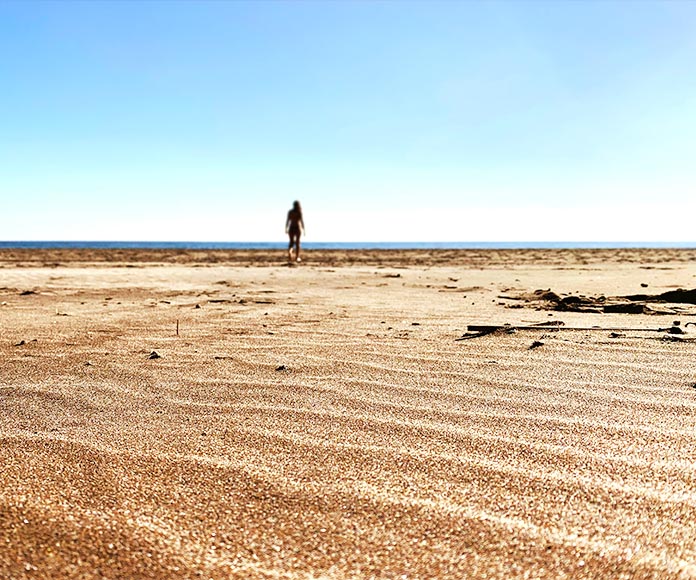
[1,0,694,241]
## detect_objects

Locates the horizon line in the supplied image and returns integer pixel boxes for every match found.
[1,240,695,248]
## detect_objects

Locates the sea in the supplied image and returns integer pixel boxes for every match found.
[0,241,695,250]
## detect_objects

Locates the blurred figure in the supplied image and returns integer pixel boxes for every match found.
[285,200,305,262]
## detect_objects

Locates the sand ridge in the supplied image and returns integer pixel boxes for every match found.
[1,249,696,578]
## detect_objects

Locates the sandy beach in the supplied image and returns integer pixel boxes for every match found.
[1,248,696,579]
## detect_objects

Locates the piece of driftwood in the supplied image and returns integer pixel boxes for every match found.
[623,288,696,305]
[457,322,686,340]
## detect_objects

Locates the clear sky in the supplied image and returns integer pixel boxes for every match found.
[1,0,695,242]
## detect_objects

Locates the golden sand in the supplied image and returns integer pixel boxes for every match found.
[1,249,696,579]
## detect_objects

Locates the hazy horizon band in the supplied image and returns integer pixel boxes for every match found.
[0,241,695,250]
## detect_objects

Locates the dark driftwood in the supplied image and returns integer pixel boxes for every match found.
[623,289,696,305]
[466,325,676,333]
[499,288,696,315]
[457,323,686,340]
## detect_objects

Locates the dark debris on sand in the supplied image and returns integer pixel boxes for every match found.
[498,288,696,315]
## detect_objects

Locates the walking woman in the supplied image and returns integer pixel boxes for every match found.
[285,200,305,262]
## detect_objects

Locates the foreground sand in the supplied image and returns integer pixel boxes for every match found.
[1,249,696,579]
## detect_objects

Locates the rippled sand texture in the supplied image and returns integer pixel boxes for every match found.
[1,249,696,579]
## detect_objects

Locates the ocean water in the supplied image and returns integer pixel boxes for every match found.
[0,241,694,250]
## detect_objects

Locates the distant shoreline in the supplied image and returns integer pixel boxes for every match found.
[1,246,695,268]
[0,241,695,250]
